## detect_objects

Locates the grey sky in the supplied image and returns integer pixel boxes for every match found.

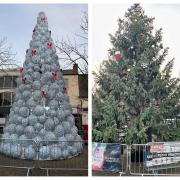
[92,3,180,78]
[0,4,88,69]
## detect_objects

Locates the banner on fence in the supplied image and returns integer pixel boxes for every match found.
[92,142,121,172]
[145,142,180,167]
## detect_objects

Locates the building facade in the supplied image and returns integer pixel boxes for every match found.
[0,64,88,139]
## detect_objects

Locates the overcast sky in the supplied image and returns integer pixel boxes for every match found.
[92,4,180,78]
[0,4,87,69]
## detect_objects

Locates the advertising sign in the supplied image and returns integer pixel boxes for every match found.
[145,142,180,167]
[92,142,121,172]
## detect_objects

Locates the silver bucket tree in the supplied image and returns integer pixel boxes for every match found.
[0,12,83,160]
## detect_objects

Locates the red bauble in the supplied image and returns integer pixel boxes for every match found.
[47,42,53,49]
[115,51,121,61]
[32,50,37,57]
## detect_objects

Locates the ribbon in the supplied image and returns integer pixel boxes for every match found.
[32,50,37,57]
[51,72,57,80]
[19,68,24,75]
[47,42,53,49]
[22,77,27,84]
[41,17,46,23]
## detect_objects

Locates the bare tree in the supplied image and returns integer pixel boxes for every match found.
[56,11,88,74]
[0,37,17,70]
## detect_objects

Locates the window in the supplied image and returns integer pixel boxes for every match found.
[0,127,3,134]
[12,92,15,104]
[0,92,14,106]
[12,76,18,87]
[64,79,69,88]
[0,77,4,88]
[4,76,12,88]
[3,92,11,106]
[0,93,3,106]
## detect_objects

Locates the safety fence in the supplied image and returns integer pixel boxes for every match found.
[37,140,88,176]
[0,138,37,176]
[92,142,180,176]
[0,138,88,176]
[129,143,180,176]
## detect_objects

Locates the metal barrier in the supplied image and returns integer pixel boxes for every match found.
[37,140,88,176]
[92,143,128,175]
[1,138,180,176]
[129,143,180,176]
[0,138,37,176]
[119,144,128,175]
[92,142,180,176]
[102,143,128,175]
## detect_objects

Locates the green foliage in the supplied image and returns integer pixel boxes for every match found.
[92,4,180,144]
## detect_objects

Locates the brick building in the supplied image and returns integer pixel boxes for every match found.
[0,64,88,139]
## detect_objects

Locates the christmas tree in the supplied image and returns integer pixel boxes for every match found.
[93,4,180,144]
[0,12,83,159]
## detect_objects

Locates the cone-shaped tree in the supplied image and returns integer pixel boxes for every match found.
[93,4,180,144]
[0,12,83,159]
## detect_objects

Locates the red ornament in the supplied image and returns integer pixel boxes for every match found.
[47,42,53,49]
[22,77,27,84]
[42,90,48,97]
[41,17,46,23]
[19,68,24,76]
[51,72,57,80]
[115,51,121,61]
[64,88,68,94]
[32,50,37,57]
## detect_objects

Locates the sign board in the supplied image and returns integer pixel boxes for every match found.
[145,142,180,167]
[92,142,121,172]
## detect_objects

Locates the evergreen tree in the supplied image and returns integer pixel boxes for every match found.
[93,4,180,144]
[0,12,82,160]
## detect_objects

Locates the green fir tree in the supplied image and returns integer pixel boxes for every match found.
[92,4,180,144]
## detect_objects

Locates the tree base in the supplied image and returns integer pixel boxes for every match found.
[0,141,83,160]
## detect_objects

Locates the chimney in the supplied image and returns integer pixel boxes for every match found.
[73,63,78,74]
